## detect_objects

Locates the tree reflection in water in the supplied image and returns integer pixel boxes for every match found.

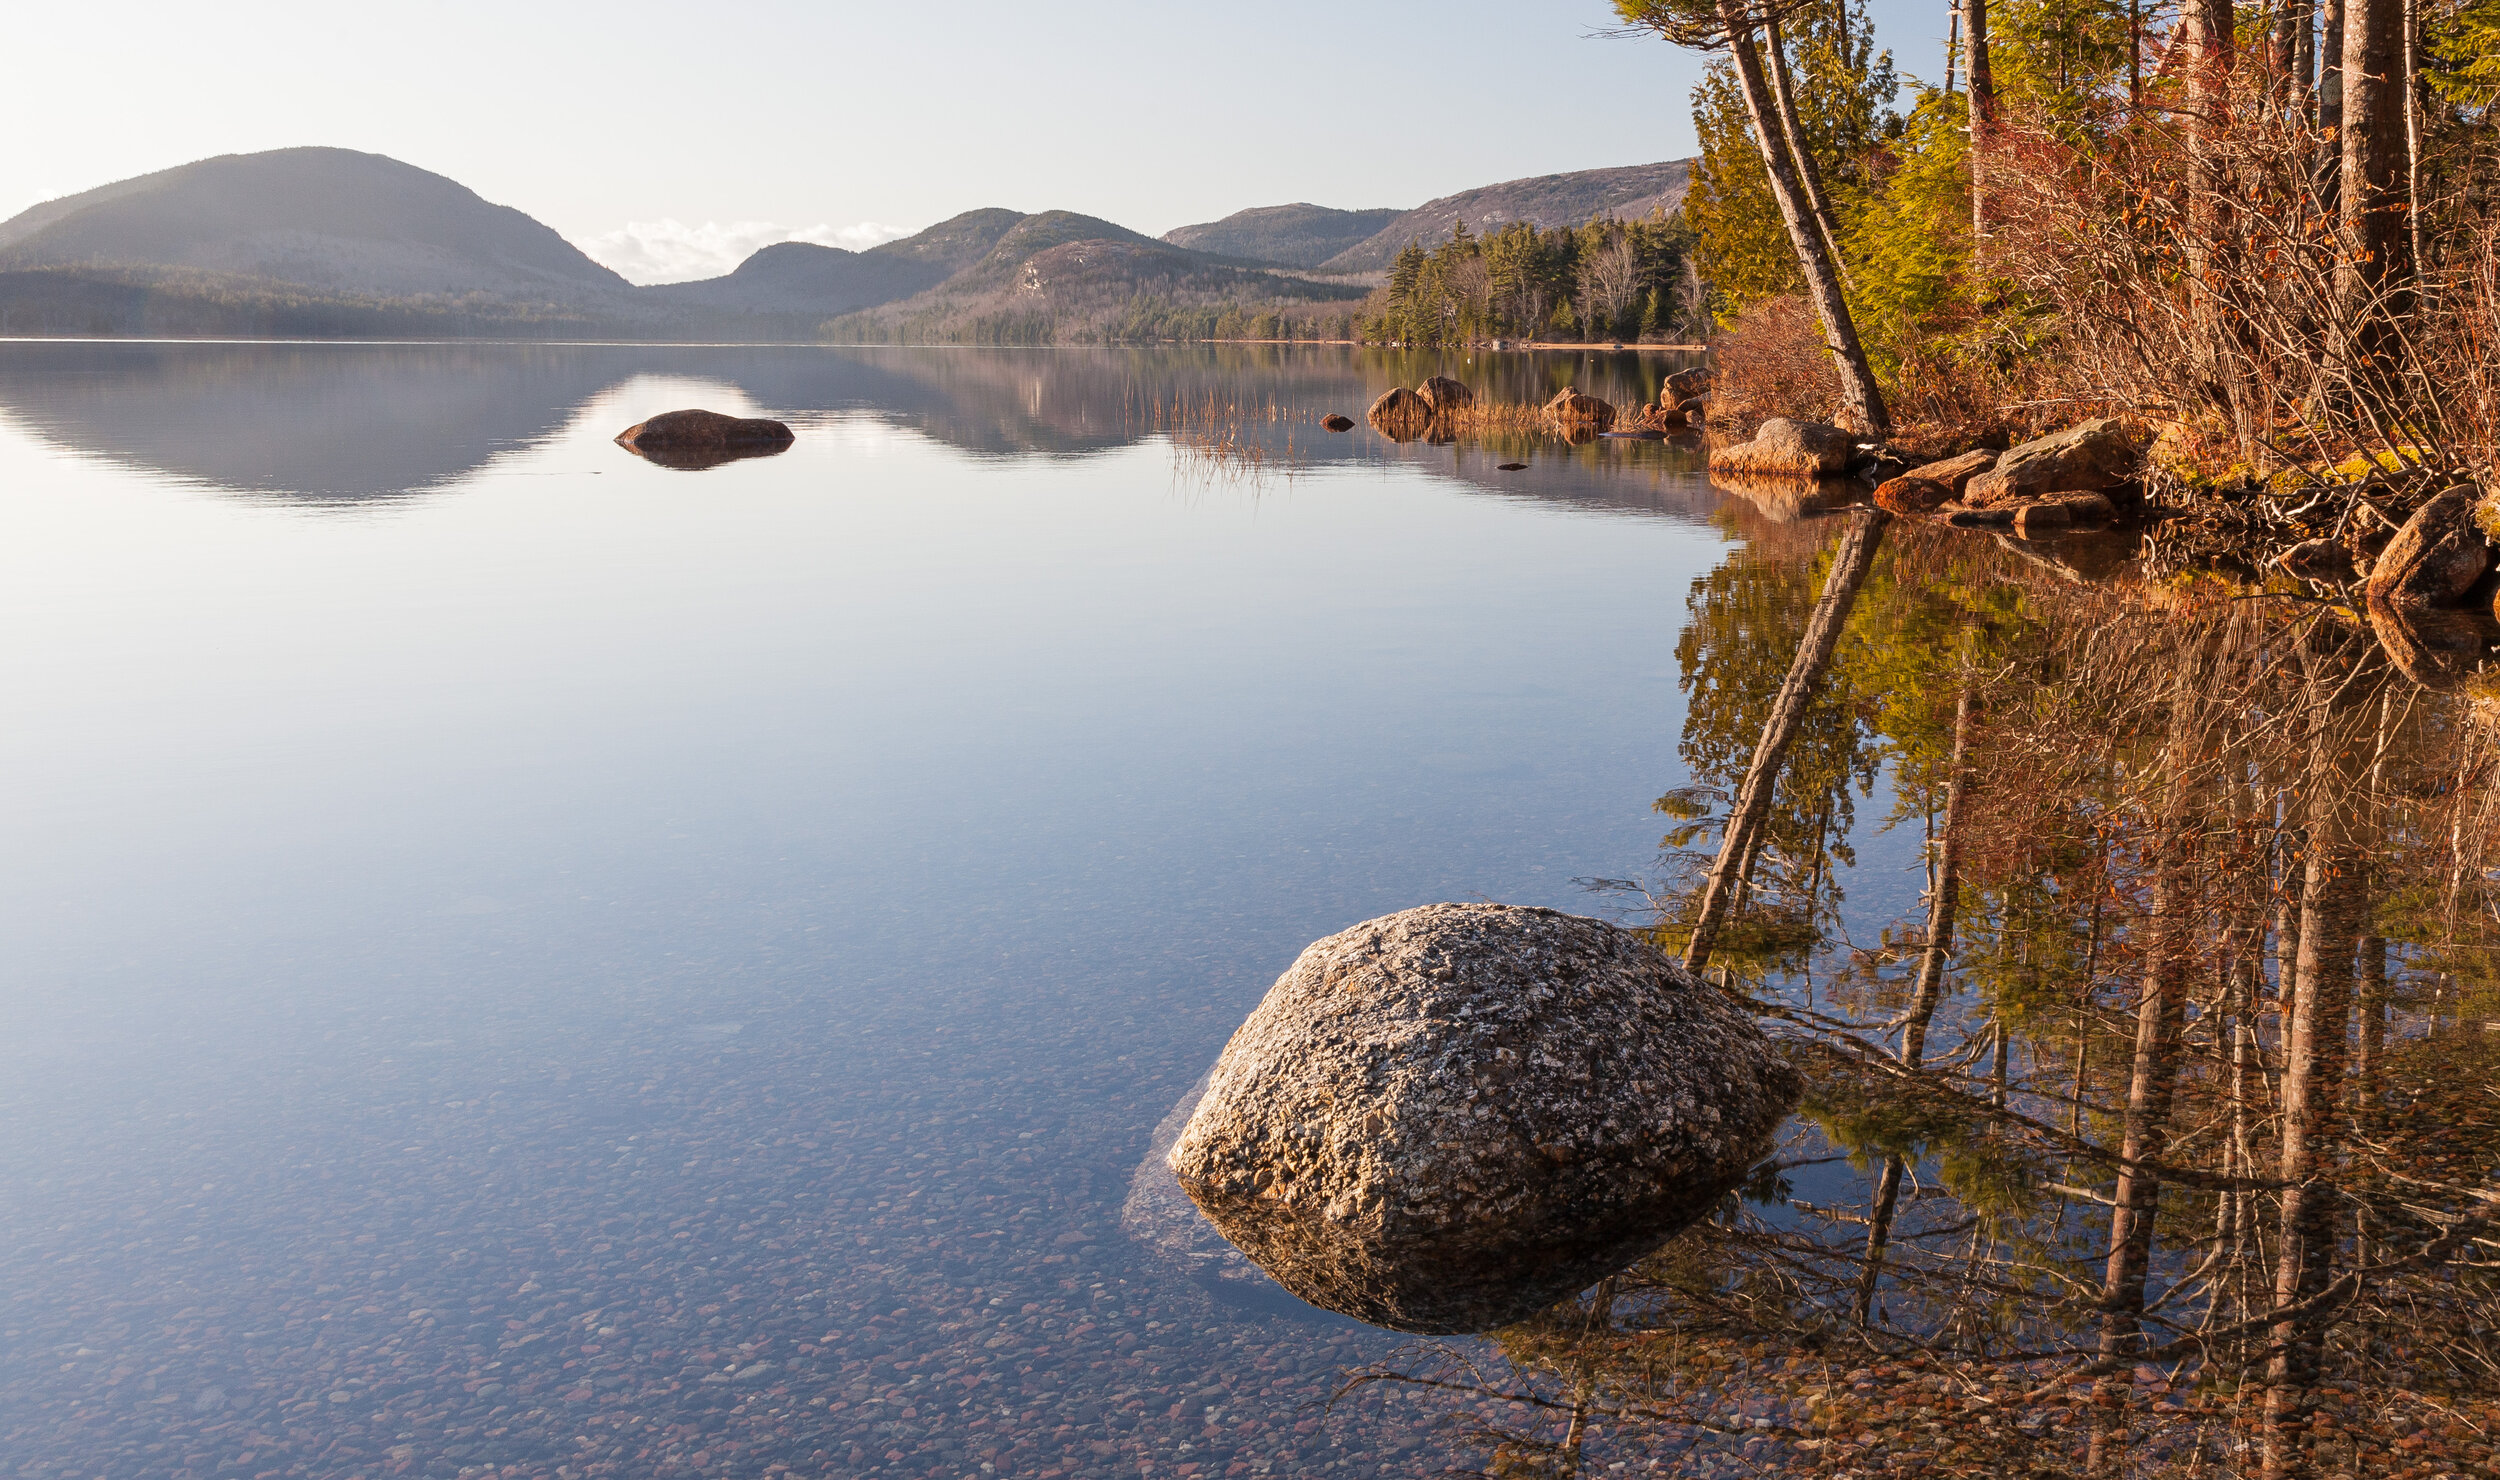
[1358,517,2500,1478]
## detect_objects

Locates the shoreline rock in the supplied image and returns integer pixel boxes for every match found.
[1874,449,1997,514]
[1962,418,2139,507]
[1169,903,1799,1334]
[2365,486,2498,613]
[1709,417,1859,478]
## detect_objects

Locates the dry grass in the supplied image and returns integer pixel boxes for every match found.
[1134,389,1303,484]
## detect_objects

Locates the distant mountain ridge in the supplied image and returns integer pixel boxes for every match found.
[0,149,1694,339]
[1161,205,1403,269]
[1314,161,1692,273]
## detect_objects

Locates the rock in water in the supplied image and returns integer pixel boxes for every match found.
[1708,417,1859,478]
[1664,367,1711,402]
[1873,449,1997,514]
[1961,418,2138,507]
[614,409,795,469]
[2365,486,2498,613]
[616,408,794,450]
[1168,903,1799,1334]
[1122,1072,1303,1312]
[1366,387,1433,440]
[1320,414,1356,432]
[1544,387,1617,429]
[1416,376,1474,413]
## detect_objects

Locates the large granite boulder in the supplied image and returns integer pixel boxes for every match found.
[1962,418,2139,507]
[1873,449,1997,514]
[1417,376,1475,414]
[1545,387,1617,429]
[1709,417,1859,478]
[1168,903,1799,1334]
[2365,486,2498,612]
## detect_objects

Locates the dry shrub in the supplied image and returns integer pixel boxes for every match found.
[1879,348,2025,460]
[1708,296,1841,428]
[1987,62,2498,491]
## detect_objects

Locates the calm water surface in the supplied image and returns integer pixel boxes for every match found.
[0,343,1892,1479]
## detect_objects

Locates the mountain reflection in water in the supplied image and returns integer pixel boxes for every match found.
[0,341,1703,502]
[1362,513,2500,1478]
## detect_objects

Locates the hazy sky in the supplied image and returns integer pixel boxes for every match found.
[11,1,1950,283]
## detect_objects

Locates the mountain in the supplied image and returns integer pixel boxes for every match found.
[1313,161,1691,274]
[822,209,1368,342]
[0,147,631,300]
[0,149,1684,342]
[1161,205,1403,269]
[645,241,940,316]
[863,207,1027,274]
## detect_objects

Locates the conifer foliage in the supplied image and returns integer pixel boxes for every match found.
[1357,214,1699,347]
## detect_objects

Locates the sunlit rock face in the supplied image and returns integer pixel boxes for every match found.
[1169,903,1798,1334]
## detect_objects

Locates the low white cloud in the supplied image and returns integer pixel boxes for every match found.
[577,218,915,285]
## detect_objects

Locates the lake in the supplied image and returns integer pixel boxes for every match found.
[0,342,1748,1479]
[1,342,2492,1480]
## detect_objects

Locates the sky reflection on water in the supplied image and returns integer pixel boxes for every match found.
[0,342,1860,1480]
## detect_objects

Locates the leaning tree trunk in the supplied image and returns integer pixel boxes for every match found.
[1716,0,1891,434]
[1762,14,1855,293]
[1684,508,1891,975]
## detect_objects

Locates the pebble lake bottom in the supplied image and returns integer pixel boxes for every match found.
[0,341,1889,1479]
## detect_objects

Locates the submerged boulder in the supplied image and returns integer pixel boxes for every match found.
[1545,387,1617,429]
[1963,418,2139,507]
[1417,376,1474,413]
[1873,449,1997,515]
[1709,417,1858,478]
[2365,486,2498,613]
[1168,903,1799,1334]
